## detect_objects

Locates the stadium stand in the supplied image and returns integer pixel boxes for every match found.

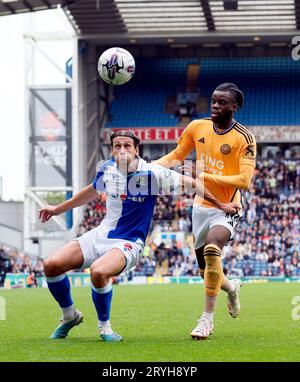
[197,57,300,125]
[106,58,198,128]
[106,57,300,128]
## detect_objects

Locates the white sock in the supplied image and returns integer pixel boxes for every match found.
[61,304,76,321]
[227,280,235,294]
[99,319,111,327]
[202,311,214,323]
[99,320,113,334]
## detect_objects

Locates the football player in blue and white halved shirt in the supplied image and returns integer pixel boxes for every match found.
[38,130,240,342]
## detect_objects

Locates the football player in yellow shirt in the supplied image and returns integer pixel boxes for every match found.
[156,83,256,339]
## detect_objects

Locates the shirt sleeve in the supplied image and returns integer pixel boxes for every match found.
[239,134,257,167]
[154,121,196,168]
[204,164,254,190]
[151,164,181,195]
[204,134,257,190]
[92,161,108,192]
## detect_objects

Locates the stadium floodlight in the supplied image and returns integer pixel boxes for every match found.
[223,0,238,10]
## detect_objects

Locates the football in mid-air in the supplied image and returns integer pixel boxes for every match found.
[98,47,135,85]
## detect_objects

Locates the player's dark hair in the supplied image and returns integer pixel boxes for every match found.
[215,82,244,109]
[110,130,140,148]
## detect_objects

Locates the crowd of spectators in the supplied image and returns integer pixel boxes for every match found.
[0,244,44,288]
[223,158,300,277]
[78,157,300,278]
[134,240,199,277]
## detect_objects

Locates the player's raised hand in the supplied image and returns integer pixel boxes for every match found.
[220,202,241,214]
[38,206,59,223]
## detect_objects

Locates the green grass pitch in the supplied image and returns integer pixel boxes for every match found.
[0,283,300,362]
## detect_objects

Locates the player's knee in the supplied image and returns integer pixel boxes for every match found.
[205,228,230,249]
[43,258,62,277]
[90,264,108,286]
[205,237,224,249]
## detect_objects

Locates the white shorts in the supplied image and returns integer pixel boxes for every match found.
[192,204,242,250]
[74,227,144,273]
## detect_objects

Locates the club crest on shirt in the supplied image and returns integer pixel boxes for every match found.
[243,144,255,160]
[120,192,127,201]
[124,243,133,252]
[220,144,231,155]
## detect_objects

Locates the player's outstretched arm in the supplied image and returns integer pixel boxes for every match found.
[154,122,195,168]
[180,174,240,214]
[203,163,254,190]
[38,184,99,223]
[154,150,183,169]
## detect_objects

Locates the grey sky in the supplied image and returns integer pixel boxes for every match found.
[0,8,73,201]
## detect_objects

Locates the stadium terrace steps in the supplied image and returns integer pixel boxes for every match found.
[105,57,300,128]
[197,57,300,125]
[106,58,198,128]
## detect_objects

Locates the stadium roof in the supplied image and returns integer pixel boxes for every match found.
[0,0,72,15]
[1,0,300,44]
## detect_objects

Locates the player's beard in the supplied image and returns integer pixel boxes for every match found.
[211,109,233,128]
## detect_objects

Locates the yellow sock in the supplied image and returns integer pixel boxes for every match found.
[204,244,224,297]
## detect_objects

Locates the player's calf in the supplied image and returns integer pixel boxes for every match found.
[203,244,223,297]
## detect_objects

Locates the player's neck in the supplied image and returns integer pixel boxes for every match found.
[117,157,139,175]
[214,118,235,131]
[128,161,139,173]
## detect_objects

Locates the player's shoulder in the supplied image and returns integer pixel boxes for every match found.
[187,117,212,128]
[233,121,256,145]
[137,158,152,171]
[146,160,165,173]
[97,158,116,173]
[136,159,161,177]
[184,118,213,135]
[146,161,175,178]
